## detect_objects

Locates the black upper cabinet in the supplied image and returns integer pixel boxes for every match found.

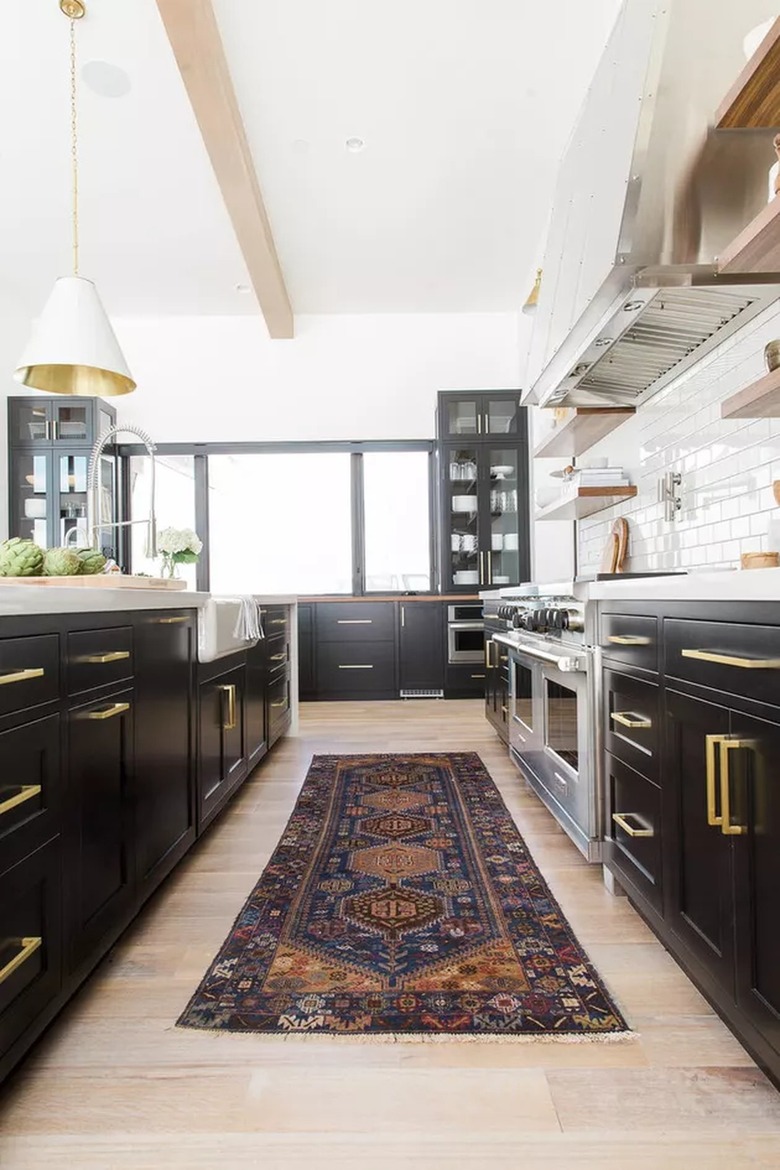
[8,398,115,449]
[399,603,444,692]
[436,393,520,441]
[133,613,196,898]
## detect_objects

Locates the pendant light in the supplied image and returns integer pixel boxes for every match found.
[14,0,135,397]
[522,268,542,316]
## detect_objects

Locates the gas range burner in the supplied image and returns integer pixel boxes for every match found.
[495,604,583,634]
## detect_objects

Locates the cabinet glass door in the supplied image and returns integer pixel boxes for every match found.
[53,404,90,444]
[57,453,89,549]
[446,447,480,588]
[444,398,480,437]
[485,398,518,435]
[486,447,521,586]
[11,401,51,444]
[12,453,51,547]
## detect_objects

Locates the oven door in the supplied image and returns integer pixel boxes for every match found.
[447,621,485,664]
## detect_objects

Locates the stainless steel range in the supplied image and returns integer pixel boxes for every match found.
[483,582,601,861]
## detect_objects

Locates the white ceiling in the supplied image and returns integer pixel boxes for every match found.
[2,0,623,319]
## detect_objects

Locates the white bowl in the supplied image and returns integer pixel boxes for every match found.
[453,571,479,585]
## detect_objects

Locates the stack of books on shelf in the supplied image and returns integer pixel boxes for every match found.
[570,466,630,487]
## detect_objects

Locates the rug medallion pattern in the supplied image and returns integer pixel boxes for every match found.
[178,753,628,1037]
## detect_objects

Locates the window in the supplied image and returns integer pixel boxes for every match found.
[128,455,197,589]
[363,451,431,592]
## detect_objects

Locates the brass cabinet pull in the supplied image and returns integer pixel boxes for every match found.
[270,653,286,663]
[501,704,508,715]
[607,635,650,646]
[336,619,372,625]
[0,785,41,817]
[270,700,287,708]
[0,668,44,686]
[270,618,287,626]
[471,673,486,679]
[84,651,130,664]
[85,702,130,721]
[484,640,494,669]
[611,711,652,729]
[0,937,42,986]
[217,684,237,730]
[612,812,654,838]
[705,734,727,826]
[499,654,508,663]
[719,739,752,836]
[153,616,188,625]
[682,649,780,670]
[401,605,405,628]
[337,664,373,669]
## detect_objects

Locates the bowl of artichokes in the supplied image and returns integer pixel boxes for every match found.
[0,538,107,577]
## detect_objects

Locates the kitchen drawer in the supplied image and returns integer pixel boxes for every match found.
[66,626,133,695]
[316,603,395,643]
[604,669,659,783]
[445,662,487,698]
[665,618,780,709]
[606,752,662,912]
[0,635,59,718]
[267,673,291,745]
[600,613,658,674]
[0,714,60,874]
[0,836,62,1064]
[266,632,289,677]
[317,641,396,693]
[262,606,290,639]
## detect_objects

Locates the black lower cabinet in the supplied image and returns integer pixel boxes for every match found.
[66,688,135,976]
[198,664,246,831]
[0,713,61,875]
[245,639,268,769]
[484,635,508,742]
[297,604,315,699]
[134,614,195,900]
[445,663,486,699]
[0,836,62,1063]
[399,603,444,693]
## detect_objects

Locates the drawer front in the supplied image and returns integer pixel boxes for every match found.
[266,632,290,678]
[600,613,658,673]
[604,669,659,783]
[0,836,62,1063]
[262,606,290,639]
[0,714,60,873]
[665,618,780,708]
[267,673,291,743]
[316,603,395,643]
[317,641,396,692]
[67,626,133,695]
[606,752,662,912]
[0,635,59,718]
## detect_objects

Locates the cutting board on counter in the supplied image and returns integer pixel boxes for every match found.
[0,575,187,590]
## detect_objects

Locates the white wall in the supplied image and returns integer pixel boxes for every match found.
[0,302,28,541]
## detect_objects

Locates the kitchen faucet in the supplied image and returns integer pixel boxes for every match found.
[86,424,157,558]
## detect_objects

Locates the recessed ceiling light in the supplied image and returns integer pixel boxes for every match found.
[345,137,365,153]
[81,60,132,98]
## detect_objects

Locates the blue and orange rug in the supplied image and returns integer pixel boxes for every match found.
[178,753,630,1040]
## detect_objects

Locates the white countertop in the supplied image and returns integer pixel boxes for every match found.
[0,587,298,618]
[591,568,780,603]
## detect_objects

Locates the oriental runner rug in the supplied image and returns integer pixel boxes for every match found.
[178,753,629,1039]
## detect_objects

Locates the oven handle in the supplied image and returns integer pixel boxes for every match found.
[448,621,485,631]
[494,633,587,674]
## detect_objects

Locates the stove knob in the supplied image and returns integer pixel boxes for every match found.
[533,608,549,632]
[522,612,537,631]
[511,610,523,629]
[547,608,564,629]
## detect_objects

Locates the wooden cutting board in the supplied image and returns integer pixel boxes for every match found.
[612,518,629,571]
[0,575,187,590]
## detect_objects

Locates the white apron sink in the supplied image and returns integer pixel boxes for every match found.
[197,596,260,662]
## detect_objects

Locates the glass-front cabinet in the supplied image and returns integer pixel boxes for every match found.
[438,392,520,440]
[9,398,115,447]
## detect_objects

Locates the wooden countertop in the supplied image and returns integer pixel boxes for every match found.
[298,595,481,603]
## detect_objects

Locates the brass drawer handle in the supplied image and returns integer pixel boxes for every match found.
[0,668,45,686]
[338,664,373,669]
[501,705,508,715]
[85,702,130,721]
[471,673,486,679]
[719,738,753,836]
[270,700,288,708]
[607,635,650,646]
[0,937,42,986]
[270,653,286,663]
[217,684,237,730]
[682,648,780,670]
[0,785,42,817]
[84,651,130,664]
[270,618,287,626]
[337,619,372,625]
[705,734,727,826]
[612,812,653,838]
[611,711,652,729]
[499,654,508,663]
[154,616,188,625]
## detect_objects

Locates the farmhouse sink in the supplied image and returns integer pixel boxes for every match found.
[197,595,260,662]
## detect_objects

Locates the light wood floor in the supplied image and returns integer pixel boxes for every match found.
[1,700,780,1169]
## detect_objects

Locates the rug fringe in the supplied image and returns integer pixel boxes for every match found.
[174,1022,638,1045]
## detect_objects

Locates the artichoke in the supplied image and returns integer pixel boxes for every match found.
[0,538,44,577]
[43,547,82,577]
[76,548,107,575]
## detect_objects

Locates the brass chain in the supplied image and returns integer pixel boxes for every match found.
[70,16,79,275]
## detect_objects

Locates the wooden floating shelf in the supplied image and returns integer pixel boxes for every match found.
[715,18,780,129]
[718,195,780,275]
[535,485,637,523]
[534,408,635,459]
[721,366,780,419]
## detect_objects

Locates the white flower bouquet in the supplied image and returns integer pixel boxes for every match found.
[157,526,203,578]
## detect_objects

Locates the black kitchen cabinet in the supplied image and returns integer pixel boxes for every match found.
[198,664,246,830]
[0,714,61,875]
[399,602,444,693]
[66,687,135,975]
[436,392,520,440]
[297,604,316,699]
[484,635,509,742]
[8,398,115,449]
[246,637,268,769]
[133,613,196,901]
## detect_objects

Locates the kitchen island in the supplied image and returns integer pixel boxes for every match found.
[0,588,296,1085]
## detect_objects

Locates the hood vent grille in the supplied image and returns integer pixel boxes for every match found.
[573,288,758,404]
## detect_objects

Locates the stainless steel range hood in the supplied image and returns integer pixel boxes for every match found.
[524,0,780,410]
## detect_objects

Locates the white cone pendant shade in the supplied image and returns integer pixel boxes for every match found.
[14,275,135,397]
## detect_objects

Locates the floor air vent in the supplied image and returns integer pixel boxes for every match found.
[400,689,445,699]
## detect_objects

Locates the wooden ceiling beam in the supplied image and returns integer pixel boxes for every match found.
[155,0,293,338]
